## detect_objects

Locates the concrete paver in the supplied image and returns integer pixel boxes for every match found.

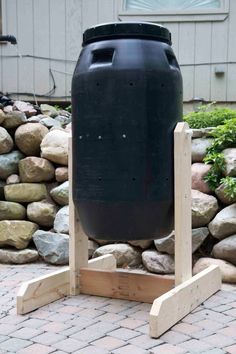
[0,263,235,353]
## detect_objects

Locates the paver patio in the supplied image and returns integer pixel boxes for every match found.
[0,263,236,353]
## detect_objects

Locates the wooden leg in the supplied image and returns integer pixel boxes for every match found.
[174,122,192,286]
[69,137,88,295]
[149,265,221,338]
[17,254,116,315]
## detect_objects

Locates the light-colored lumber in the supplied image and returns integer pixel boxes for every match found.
[69,136,88,295]
[80,269,174,303]
[17,267,70,315]
[17,254,116,315]
[149,265,221,338]
[174,122,192,286]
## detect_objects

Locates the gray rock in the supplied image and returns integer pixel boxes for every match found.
[154,227,209,255]
[213,235,236,266]
[2,111,27,129]
[192,127,214,139]
[40,104,58,118]
[27,116,41,123]
[4,183,48,203]
[55,115,71,126]
[0,220,38,249]
[142,249,174,274]
[128,240,153,250]
[40,117,62,129]
[19,156,55,183]
[193,257,236,284]
[191,163,212,194]
[27,201,58,227]
[6,174,20,185]
[0,127,14,154]
[0,150,24,180]
[40,129,69,165]
[13,101,37,117]
[54,206,69,234]
[50,181,69,206]
[0,201,26,220]
[215,183,236,205]
[191,138,213,162]
[223,148,236,177]
[33,230,69,265]
[55,167,68,183]
[209,204,236,240]
[0,248,39,264]
[93,243,141,267]
[15,122,49,156]
[192,189,219,228]
[0,109,5,124]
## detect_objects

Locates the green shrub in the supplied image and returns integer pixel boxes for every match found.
[203,118,236,191]
[220,176,236,199]
[184,106,236,129]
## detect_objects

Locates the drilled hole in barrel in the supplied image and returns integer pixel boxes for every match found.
[98,177,102,181]
[96,82,100,86]
[132,177,136,181]
[129,82,134,86]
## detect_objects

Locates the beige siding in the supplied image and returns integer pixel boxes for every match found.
[0,0,235,102]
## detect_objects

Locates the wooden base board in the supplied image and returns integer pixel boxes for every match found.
[80,269,174,303]
[17,254,116,315]
[149,265,221,338]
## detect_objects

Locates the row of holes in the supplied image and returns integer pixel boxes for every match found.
[96,82,165,87]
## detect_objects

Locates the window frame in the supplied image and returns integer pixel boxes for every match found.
[119,0,229,22]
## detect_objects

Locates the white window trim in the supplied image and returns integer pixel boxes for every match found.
[119,0,229,22]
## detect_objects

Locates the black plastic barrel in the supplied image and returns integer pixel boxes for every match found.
[72,22,182,240]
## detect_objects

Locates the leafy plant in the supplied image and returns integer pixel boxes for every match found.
[203,152,225,190]
[66,104,72,113]
[220,176,236,199]
[184,106,236,129]
[206,118,236,154]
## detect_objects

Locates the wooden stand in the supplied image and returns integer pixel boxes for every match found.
[17,122,221,338]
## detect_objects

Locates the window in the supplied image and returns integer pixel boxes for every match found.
[120,0,228,22]
[125,0,221,12]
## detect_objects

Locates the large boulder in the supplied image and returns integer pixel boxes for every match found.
[55,167,68,183]
[209,204,236,240]
[33,230,69,265]
[128,240,153,250]
[215,183,236,205]
[142,250,174,274]
[40,104,58,118]
[54,205,69,234]
[192,189,219,228]
[13,101,37,117]
[27,201,58,227]
[2,111,27,129]
[0,248,39,264]
[0,127,14,154]
[0,150,24,180]
[193,257,236,283]
[191,163,212,194]
[19,156,55,182]
[50,181,69,206]
[212,235,236,266]
[191,138,213,162]
[93,244,141,267]
[0,201,26,220]
[154,227,209,255]
[40,130,69,165]
[223,148,236,177]
[15,123,48,156]
[0,220,38,249]
[4,183,48,203]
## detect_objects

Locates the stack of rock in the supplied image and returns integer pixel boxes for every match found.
[0,100,235,284]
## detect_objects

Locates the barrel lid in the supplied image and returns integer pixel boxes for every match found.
[83,22,171,46]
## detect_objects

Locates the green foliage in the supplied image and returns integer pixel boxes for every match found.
[220,176,236,199]
[184,106,236,129]
[207,118,236,154]
[203,153,225,191]
[65,104,72,113]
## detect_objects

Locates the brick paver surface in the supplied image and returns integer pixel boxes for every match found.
[0,263,236,353]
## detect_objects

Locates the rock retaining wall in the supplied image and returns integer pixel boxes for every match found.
[0,101,235,283]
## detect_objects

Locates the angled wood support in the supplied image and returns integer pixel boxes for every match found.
[17,124,221,338]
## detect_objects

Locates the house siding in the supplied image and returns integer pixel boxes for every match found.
[0,0,235,102]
